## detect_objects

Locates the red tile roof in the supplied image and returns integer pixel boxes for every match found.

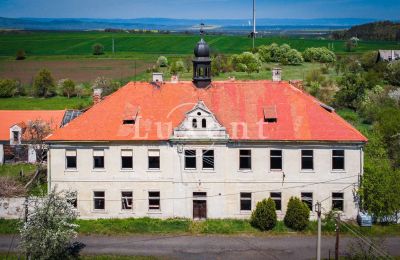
[46,81,367,142]
[0,110,65,141]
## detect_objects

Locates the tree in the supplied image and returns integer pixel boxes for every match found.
[345,39,357,52]
[211,53,231,76]
[303,47,336,63]
[19,189,83,259]
[33,69,56,97]
[92,76,120,96]
[386,60,400,86]
[92,43,104,55]
[231,52,262,74]
[170,60,185,75]
[284,197,310,231]
[157,56,168,67]
[335,73,368,109]
[258,43,304,65]
[58,79,76,98]
[16,49,26,60]
[250,198,277,231]
[0,78,19,97]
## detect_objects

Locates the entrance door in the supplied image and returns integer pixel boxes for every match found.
[193,200,207,220]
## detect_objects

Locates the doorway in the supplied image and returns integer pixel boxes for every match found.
[193,192,207,220]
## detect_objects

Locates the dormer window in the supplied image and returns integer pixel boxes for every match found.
[192,119,198,128]
[123,119,135,125]
[202,118,207,128]
[12,131,19,142]
[264,105,277,123]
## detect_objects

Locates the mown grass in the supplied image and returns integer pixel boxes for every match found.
[0,163,36,178]
[0,96,92,110]
[0,32,398,60]
[0,252,160,260]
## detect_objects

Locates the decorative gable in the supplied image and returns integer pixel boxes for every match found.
[171,101,228,141]
[9,124,22,145]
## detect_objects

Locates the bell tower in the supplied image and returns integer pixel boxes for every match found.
[193,24,211,88]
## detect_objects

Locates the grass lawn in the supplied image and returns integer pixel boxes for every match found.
[0,252,159,260]
[0,96,92,110]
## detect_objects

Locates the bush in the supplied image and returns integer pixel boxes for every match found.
[157,56,168,67]
[170,60,185,75]
[58,79,76,98]
[16,49,26,60]
[0,79,19,97]
[303,47,336,63]
[231,52,262,74]
[257,43,303,65]
[250,198,277,231]
[284,197,310,231]
[92,76,120,96]
[33,69,56,97]
[92,43,104,55]
[386,60,400,86]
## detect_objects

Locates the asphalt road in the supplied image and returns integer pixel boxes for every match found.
[1,234,399,260]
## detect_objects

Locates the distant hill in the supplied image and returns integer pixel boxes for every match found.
[0,17,378,33]
[331,21,400,41]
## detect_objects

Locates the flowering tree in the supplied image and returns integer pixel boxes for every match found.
[19,189,82,259]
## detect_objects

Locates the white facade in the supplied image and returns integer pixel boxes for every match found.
[48,141,363,220]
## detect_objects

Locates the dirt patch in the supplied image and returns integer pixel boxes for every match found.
[0,60,152,84]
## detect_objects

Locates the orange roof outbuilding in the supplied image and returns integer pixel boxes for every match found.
[46,81,367,143]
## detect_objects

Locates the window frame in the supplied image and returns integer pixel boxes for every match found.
[148,191,161,211]
[270,149,283,171]
[93,191,105,211]
[184,149,197,170]
[65,150,77,170]
[301,192,313,211]
[148,149,161,170]
[332,149,345,171]
[301,150,314,171]
[202,149,214,170]
[12,131,19,142]
[332,192,344,211]
[121,191,133,211]
[93,149,105,169]
[270,192,282,211]
[240,192,252,212]
[239,149,252,170]
[121,149,133,170]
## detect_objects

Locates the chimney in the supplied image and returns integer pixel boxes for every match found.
[93,88,102,105]
[272,68,282,82]
[152,72,163,83]
[171,75,179,83]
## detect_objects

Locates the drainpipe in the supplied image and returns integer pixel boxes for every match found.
[47,146,51,193]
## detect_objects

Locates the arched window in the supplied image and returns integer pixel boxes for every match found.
[192,118,197,128]
[202,118,207,128]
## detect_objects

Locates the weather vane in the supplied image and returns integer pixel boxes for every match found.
[200,23,205,36]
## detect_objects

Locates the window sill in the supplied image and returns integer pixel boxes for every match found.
[269,169,283,173]
[64,169,78,172]
[184,168,197,171]
[238,169,252,173]
[147,169,161,173]
[331,170,346,173]
[300,170,315,173]
[92,169,106,172]
[91,210,107,213]
[239,210,252,214]
[148,210,162,214]
[120,169,134,172]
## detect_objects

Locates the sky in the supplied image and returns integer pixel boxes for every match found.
[0,0,399,20]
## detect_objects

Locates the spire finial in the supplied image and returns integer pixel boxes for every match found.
[200,23,205,36]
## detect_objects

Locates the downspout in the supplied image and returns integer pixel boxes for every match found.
[47,146,51,193]
[359,145,364,212]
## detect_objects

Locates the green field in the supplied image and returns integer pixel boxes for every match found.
[0,31,399,60]
[0,96,92,110]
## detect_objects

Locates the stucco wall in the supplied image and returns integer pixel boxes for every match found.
[0,144,4,165]
[0,197,25,219]
[49,142,363,220]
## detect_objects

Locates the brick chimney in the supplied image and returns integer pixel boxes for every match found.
[93,88,103,105]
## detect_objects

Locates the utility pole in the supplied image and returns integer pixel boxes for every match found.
[112,37,115,54]
[252,0,256,50]
[316,202,322,260]
[335,214,340,260]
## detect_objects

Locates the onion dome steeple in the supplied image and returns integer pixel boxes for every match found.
[192,37,211,88]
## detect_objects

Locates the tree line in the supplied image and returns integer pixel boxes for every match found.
[331,21,400,41]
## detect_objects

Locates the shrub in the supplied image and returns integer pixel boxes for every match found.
[257,43,303,65]
[92,76,120,96]
[0,78,19,97]
[250,198,277,231]
[33,69,56,97]
[231,52,262,74]
[170,60,185,75]
[157,56,168,67]
[16,49,26,60]
[284,197,310,231]
[92,43,104,55]
[58,79,76,98]
[386,60,400,86]
[303,47,336,63]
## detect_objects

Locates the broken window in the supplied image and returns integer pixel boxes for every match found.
[148,149,160,169]
[93,191,105,210]
[239,150,251,170]
[332,192,344,211]
[93,149,105,169]
[301,150,314,170]
[301,192,313,211]
[270,150,282,170]
[270,192,282,211]
[149,191,160,210]
[185,150,196,169]
[121,149,133,169]
[121,191,133,210]
[66,150,77,169]
[202,149,214,170]
[332,150,345,170]
[240,192,252,211]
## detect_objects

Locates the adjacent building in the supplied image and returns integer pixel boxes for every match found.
[46,39,367,220]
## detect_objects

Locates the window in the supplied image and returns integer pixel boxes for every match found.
[202,118,207,128]
[93,150,105,169]
[192,119,197,128]
[332,192,344,211]
[301,192,313,211]
[240,192,252,211]
[148,150,160,169]
[332,150,345,170]
[12,131,19,142]
[270,192,282,211]
[185,150,196,169]
[121,191,133,210]
[301,150,314,170]
[123,119,135,125]
[239,150,251,170]
[121,150,133,169]
[270,150,282,170]
[149,191,160,210]
[202,150,214,170]
[66,150,77,169]
[93,191,105,210]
